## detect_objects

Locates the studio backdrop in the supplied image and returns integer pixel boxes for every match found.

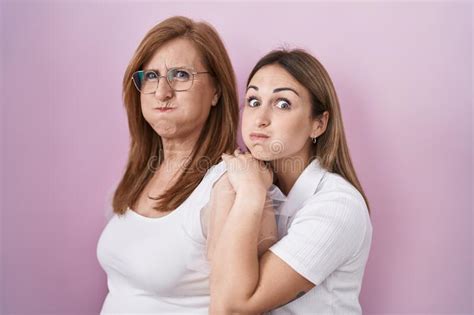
[1,1,472,314]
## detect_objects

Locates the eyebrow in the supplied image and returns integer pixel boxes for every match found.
[273,87,300,96]
[246,85,300,96]
[247,85,259,92]
[143,65,192,71]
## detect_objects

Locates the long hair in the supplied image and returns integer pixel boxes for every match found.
[247,49,370,213]
[112,16,239,214]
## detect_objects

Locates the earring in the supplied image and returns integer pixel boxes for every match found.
[312,137,317,144]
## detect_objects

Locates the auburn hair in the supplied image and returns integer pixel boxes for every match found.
[112,16,238,214]
[247,49,370,213]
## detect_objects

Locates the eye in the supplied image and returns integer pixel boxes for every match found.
[171,69,191,81]
[144,71,158,81]
[275,98,291,110]
[247,96,260,108]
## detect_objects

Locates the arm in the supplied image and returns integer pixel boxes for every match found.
[210,152,367,314]
[209,185,314,314]
[206,174,234,261]
[206,174,277,262]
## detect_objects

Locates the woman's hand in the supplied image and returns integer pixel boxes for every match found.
[221,149,273,194]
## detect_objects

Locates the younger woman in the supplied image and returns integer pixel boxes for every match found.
[210,49,373,314]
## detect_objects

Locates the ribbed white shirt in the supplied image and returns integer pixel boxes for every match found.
[267,159,373,314]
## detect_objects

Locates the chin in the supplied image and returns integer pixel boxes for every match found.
[246,136,288,161]
[248,146,277,162]
[147,118,178,136]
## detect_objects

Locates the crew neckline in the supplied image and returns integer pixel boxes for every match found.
[126,206,182,222]
[124,160,226,222]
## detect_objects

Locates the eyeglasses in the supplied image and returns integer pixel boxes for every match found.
[131,68,210,93]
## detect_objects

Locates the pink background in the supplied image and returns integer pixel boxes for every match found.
[1,1,472,314]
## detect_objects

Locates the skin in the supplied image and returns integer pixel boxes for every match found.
[242,64,328,194]
[133,38,275,261]
[132,37,219,218]
[209,64,330,314]
[204,168,277,260]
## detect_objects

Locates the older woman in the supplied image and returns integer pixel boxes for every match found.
[96,16,246,313]
[210,49,373,314]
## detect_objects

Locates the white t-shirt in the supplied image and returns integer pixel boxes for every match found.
[267,159,373,314]
[96,161,226,314]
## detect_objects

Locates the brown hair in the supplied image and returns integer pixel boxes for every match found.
[112,16,239,214]
[247,49,370,213]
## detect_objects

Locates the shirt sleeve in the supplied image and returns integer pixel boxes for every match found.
[268,187,369,286]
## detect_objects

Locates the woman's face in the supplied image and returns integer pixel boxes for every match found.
[242,64,320,162]
[140,37,218,140]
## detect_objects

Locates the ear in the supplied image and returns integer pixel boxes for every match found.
[211,86,221,107]
[310,111,330,138]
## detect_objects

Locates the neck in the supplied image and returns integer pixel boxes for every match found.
[271,146,312,196]
[159,131,201,175]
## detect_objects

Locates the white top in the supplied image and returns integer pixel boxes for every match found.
[96,161,227,315]
[267,159,373,314]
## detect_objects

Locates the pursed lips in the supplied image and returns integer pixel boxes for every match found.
[249,132,270,141]
[154,106,175,112]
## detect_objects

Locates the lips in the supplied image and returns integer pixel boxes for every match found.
[249,132,270,141]
[154,107,175,112]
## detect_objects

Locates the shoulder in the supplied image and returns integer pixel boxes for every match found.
[311,171,367,213]
[204,160,227,184]
[296,171,370,236]
[211,172,234,197]
[202,161,234,198]
[192,160,227,194]
[280,172,372,263]
[206,159,227,176]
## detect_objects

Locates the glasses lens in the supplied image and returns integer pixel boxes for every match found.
[133,70,158,93]
[168,69,193,91]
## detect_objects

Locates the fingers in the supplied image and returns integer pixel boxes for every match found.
[222,148,253,164]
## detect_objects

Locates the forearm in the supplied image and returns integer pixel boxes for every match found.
[210,186,266,312]
[257,197,278,256]
[206,189,236,261]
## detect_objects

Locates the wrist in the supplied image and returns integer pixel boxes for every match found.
[236,184,267,197]
[234,185,267,209]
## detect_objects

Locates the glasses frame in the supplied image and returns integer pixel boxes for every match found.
[131,67,210,93]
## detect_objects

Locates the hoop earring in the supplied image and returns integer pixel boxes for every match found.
[312,137,318,144]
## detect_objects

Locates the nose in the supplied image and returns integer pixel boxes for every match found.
[154,77,173,102]
[255,106,271,128]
